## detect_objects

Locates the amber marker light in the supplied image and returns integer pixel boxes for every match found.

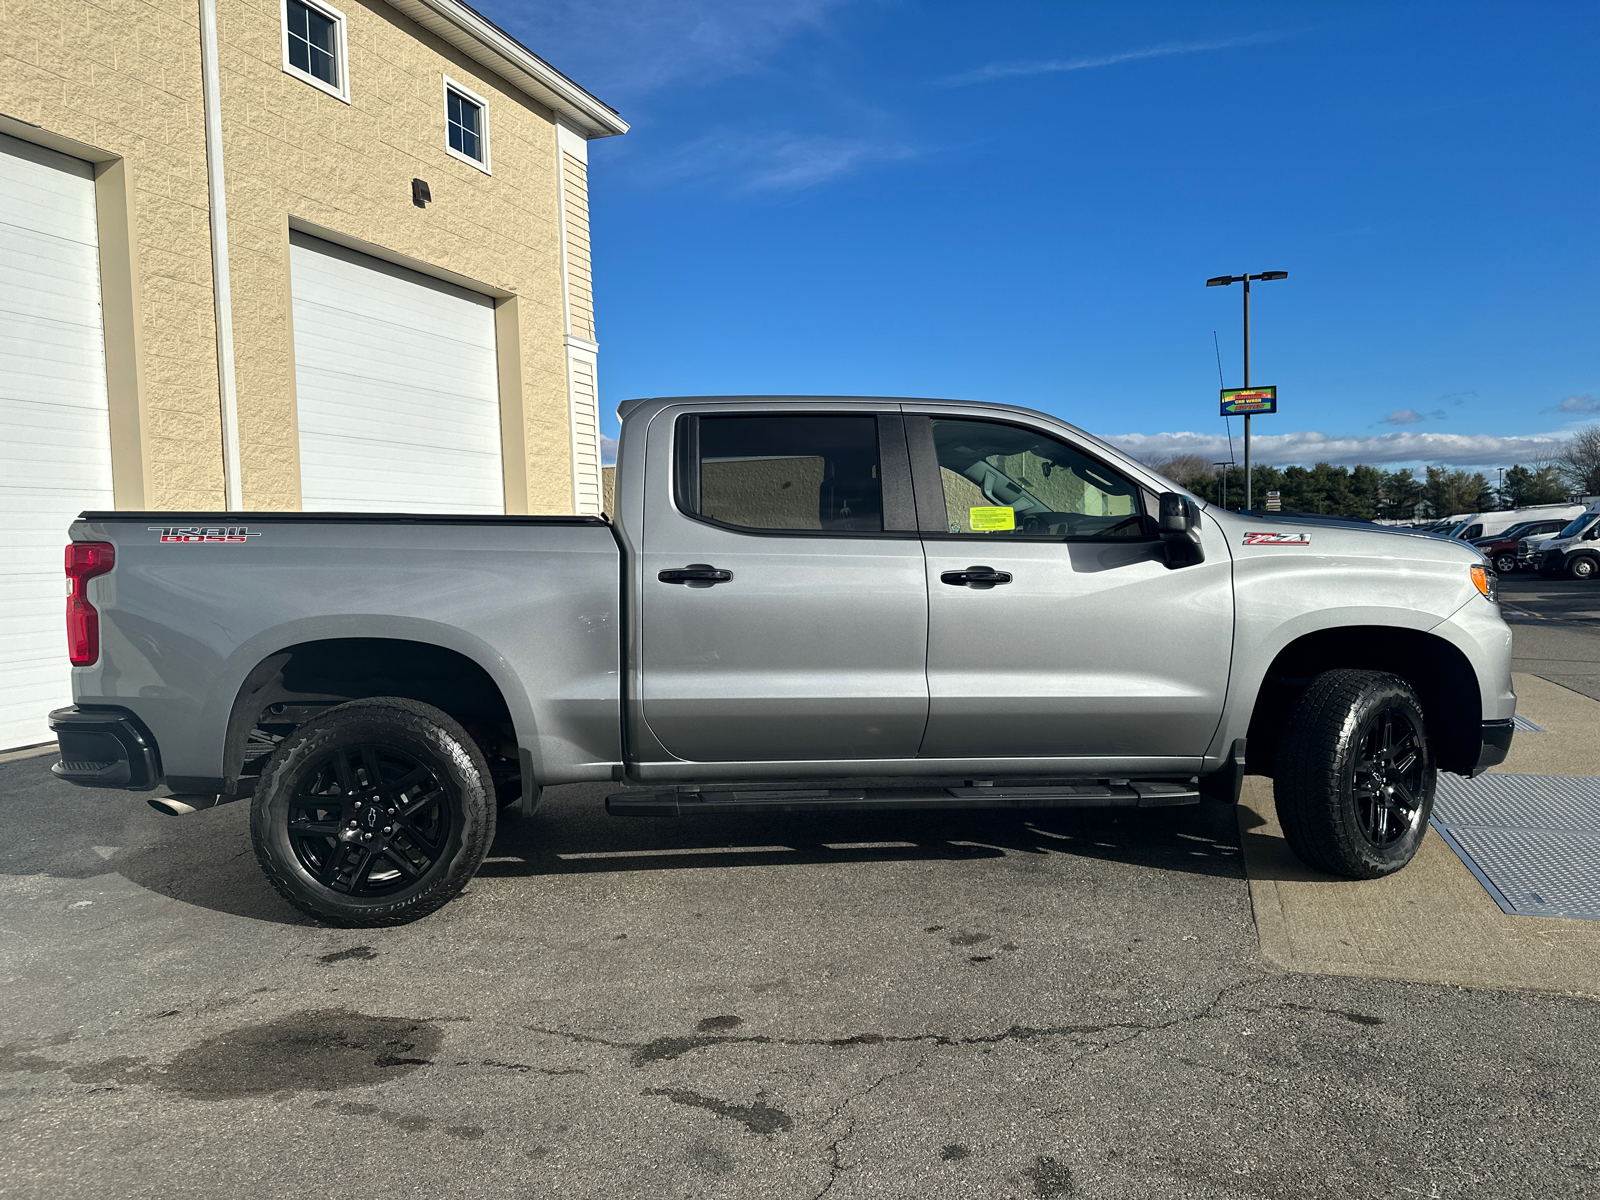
[1470,564,1497,601]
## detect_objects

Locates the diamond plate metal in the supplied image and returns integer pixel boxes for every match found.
[1432,773,1600,921]
[1512,713,1545,733]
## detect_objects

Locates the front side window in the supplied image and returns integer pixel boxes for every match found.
[681,415,883,533]
[445,82,489,169]
[930,418,1145,538]
[283,0,346,99]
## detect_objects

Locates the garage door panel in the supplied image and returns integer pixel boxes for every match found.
[0,132,112,750]
[290,232,503,515]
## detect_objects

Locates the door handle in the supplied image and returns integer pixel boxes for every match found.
[940,566,1013,588]
[659,564,733,586]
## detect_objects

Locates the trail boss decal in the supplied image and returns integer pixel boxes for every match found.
[1242,531,1311,547]
[149,526,262,544]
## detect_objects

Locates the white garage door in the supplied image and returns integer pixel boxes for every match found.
[0,133,113,751]
[289,232,504,513]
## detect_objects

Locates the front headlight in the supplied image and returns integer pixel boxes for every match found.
[1470,564,1497,602]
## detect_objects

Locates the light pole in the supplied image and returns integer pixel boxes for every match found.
[1213,461,1231,509]
[1207,270,1287,511]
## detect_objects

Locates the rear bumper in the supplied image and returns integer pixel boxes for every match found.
[48,706,163,790]
[1470,718,1514,778]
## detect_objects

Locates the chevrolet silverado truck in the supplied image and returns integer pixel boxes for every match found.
[51,395,1515,925]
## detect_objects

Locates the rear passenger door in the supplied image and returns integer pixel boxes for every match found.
[635,407,930,765]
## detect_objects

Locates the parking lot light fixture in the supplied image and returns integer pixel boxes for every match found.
[1206,270,1289,510]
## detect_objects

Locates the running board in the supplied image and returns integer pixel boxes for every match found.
[604,781,1200,817]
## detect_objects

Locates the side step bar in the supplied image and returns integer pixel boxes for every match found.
[605,781,1199,817]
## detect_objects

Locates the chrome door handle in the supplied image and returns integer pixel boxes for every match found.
[940,566,1012,588]
[659,564,733,586]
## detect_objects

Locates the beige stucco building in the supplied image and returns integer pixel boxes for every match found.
[0,0,625,747]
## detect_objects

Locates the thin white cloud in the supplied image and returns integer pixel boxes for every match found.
[497,0,849,99]
[1381,408,1446,425]
[943,31,1293,86]
[600,435,618,465]
[645,130,916,191]
[1104,429,1572,469]
[1554,394,1599,415]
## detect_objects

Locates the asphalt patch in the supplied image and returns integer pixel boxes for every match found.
[642,1086,793,1135]
[158,1008,441,1099]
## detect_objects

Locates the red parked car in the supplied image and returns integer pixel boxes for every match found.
[1475,519,1571,574]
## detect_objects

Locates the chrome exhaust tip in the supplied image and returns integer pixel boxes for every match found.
[147,793,223,817]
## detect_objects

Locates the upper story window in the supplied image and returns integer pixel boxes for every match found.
[444,78,491,173]
[282,0,349,102]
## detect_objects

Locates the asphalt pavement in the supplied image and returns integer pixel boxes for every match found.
[4,580,1600,1199]
[1499,574,1600,700]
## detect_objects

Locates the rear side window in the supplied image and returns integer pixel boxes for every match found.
[929,418,1146,538]
[679,415,883,533]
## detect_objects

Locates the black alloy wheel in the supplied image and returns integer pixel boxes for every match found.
[286,744,452,897]
[1349,707,1426,849]
[1274,669,1436,879]
[1493,552,1517,574]
[251,698,494,925]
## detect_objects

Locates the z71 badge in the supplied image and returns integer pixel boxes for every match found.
[1243,531,1311,546]
[149,526,262,543]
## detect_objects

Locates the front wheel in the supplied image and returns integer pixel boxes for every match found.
[250,698,495,925]
[1274,670,1435,879]
[1493,552,1517,574]
[1568,555,1598,581]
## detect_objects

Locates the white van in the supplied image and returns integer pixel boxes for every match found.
[1533,506,1600,580]
[1448,504,1587,542]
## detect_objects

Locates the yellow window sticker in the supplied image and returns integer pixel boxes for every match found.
[969,506,1015,531]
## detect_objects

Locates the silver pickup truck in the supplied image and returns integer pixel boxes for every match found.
[52,395,1515,925]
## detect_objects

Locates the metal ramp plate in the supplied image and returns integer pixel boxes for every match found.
[1432,773,1600,921]
[1512,713,1545,733]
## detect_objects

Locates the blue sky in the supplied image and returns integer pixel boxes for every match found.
[492,1,1598,470]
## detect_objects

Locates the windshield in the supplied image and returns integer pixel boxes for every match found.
[1557,514,1597,539]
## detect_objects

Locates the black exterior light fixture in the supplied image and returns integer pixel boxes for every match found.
[411,178,432,208]
[1206,270,1289,510]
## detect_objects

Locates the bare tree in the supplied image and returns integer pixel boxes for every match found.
[1142,453,1215,491]
[1562,424,1600,496]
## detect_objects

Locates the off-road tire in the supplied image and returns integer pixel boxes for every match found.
[1568,554,1598,581]
[1492,552,1517,575]
[1274,669,1435,879]
[250,698,495,926]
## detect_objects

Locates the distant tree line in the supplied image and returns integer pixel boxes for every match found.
[1143,424,1600,521]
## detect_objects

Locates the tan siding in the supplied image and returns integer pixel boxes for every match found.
[561,150,594,341]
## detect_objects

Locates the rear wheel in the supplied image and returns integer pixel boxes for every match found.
[1568,554,1598,581]
[1493,552,1517,574]
[250,698,495,925]
[1274,670,1435,879]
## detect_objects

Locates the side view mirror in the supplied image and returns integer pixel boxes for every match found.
[1158,492,1205,569]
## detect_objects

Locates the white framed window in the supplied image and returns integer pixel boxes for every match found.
[443,77,491,173]
[281,0,349,103]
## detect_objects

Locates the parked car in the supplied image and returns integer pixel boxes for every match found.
[49,395,1515,924]
[1476,518,1576,574]
[1535,506,1600,579]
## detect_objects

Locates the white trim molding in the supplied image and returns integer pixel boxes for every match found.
[200,0,243,509]
[280,0,351,104]
[442,75,492,174]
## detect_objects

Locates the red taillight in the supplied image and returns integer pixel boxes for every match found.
[65,542,115,666]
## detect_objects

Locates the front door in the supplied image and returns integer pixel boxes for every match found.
[636,408,929,764]
[910,411,1234,764]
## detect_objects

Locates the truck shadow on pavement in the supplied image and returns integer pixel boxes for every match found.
[0,759,1244,926]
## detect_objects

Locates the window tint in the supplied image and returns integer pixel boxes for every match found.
[930,418,1145,538]
[287,0,339,87]
[687,415,883,533]
[447,89,483,162]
